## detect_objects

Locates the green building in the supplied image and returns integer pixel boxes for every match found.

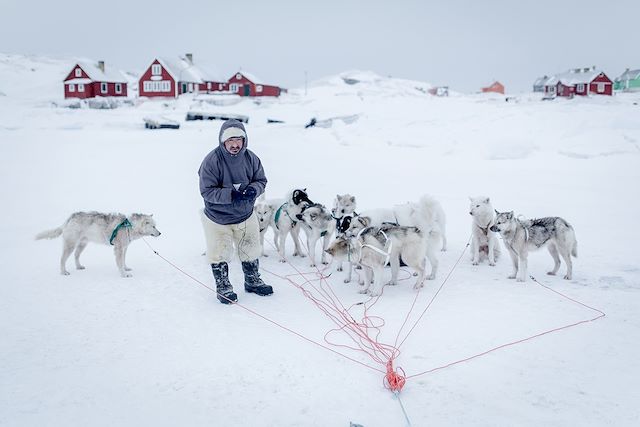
[614,68,640,92]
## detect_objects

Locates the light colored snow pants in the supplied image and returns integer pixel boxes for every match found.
[201,211,262,264]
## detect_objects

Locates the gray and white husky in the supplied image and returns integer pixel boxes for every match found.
[35,211,161,277]
[297,203,336,267]
[254,196,284,256]
[331,194,358,275]
[273,188,313,262]
[330,224,427,296]
[469,196,501,266]
[490,211,578,282]
[344,195,445,280]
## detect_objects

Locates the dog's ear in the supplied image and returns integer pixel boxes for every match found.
[484,198,490,204]
[469,196,474,202]
[336,194,341,201]
[303,188,307,192]
[495,209,500,215]
[508,211,514,218]
[359,216,371,227]
[350,196,355,203]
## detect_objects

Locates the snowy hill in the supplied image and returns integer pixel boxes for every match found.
[1,54,640,426]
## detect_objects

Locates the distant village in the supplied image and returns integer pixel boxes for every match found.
[62,53,640,100]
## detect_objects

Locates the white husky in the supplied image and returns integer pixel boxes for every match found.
[254,197,284,256]
[273,189,313,262]
[469,196,501,266]
[35,211,161,277]
[345,195,445,280]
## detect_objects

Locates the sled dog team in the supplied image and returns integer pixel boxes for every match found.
[35,189,577,296]
[255,189,578,296]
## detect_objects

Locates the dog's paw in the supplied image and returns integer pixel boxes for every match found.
[122,273,133,278]
[337,266,343,272]
[489,261,496,267]
[76,266,85,270]
[322,261,329,265]
[472,261,479,266]
[387,281,397,286]
[358,288,368,294]
[343,278,351,283]
[310,263,316,268]
[547,271,556,276]
[427,273,436,280]
[124,267,132,271]
[508,274,516,279]
[279,258,287,263]
[61,271,70,276]
[563,274,572,280]
[262,254,269,257]
[516,277,526,283]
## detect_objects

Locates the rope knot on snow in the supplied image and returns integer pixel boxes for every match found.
[384,360,406,392]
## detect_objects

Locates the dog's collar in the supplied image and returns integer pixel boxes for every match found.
[109,218,132,245]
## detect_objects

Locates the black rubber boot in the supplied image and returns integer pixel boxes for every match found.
[241,259,273,296]
[211,262,237,304]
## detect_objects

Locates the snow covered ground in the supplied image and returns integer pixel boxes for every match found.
[1,54,639,426]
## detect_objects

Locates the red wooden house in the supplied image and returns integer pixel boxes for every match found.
[63,61,128,99]
[225,71,282,97]
[544,67,613,98]
[481,81,505,94]
[138,54,224,98]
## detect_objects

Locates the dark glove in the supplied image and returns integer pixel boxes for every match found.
[243,186,257,200]
[231,187,257,202]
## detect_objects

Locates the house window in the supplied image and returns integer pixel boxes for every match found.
[143,80,171,93]
[78,83,84,92]
[115,83,122,94]
[236,73,242,80]
[101,83,108,93]
[597,82,605,93]
[188,83,193,92]
[230,83,239,92]
[75,68,82,77]
[577,83,584,92]
[69,84,75,92]
[219,83,224,90]
[152,64,162,76]
[256,85,263,93]
[207,82,211,90]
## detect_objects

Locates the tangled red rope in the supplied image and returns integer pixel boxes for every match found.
[143,235,606,395]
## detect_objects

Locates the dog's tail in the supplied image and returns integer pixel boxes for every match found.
[35,227,63,240]
[572,240,578,258]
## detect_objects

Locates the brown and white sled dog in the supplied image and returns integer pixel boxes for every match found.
[297,203,336,267]
[35,211,161,277]
[469,196,501,266]
[490,211,578,282]
[254,196,285,256]
[348,224,427,296]
[273,188,313,262]
[345,195,445,280]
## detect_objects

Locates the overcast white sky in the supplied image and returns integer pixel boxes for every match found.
[2,0,637,93]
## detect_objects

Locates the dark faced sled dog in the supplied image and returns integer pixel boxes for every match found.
[490,211,577,282]
[36,211,161,277]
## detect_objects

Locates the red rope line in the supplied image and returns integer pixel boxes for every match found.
[405,275,606,380]
[141,238,385,374]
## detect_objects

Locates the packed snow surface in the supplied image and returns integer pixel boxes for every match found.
[1,54,639,426]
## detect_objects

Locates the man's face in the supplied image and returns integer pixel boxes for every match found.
[224,137,244,155]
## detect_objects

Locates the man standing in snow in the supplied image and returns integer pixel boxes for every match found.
[199,119,272,304]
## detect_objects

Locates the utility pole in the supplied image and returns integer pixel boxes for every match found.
[305,70,308,96]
